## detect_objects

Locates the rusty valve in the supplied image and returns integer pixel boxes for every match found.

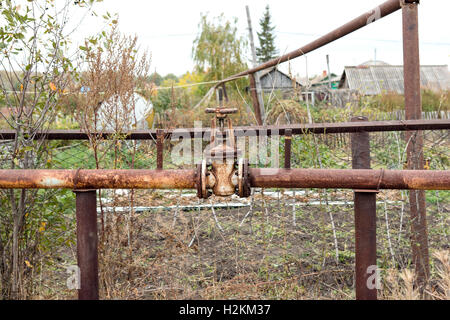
[196,157,250,199]
[196,94,250,199]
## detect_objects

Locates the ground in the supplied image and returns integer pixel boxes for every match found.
[36,188,449,300]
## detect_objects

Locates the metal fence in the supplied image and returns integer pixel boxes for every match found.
[0,0,449,300]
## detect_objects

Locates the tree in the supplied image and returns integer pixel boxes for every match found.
[163,73,178,82]
[256,5,278,63]
[74,24,151,294]
[149,72,162,86]
[192,13,247,85]
[0,0,103,299]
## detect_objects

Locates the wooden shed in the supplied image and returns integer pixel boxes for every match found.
[258,67,302,93]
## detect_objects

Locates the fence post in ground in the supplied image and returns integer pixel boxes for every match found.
[284,129,292,169]
[75,189,99,300]
[156,129,164,170]
[402,0,430,289]
[249,73,263,125]
[351,116,377,300]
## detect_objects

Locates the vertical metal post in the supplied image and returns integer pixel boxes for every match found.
[351,116,377,300]
[246,5,265,122]
[75,189,99,300]
[156,129,164,170]
[221,83,229,103]
[326,54,332,90]
[284,129,292,169]
[249,73,263,126]
[402,0,429,287]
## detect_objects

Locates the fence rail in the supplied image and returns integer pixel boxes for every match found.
[1,119,449,140]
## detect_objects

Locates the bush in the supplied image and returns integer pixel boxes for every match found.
[364,90,449,113]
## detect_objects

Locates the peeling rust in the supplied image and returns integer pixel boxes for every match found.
[249,169,450,190]
[0,169,196,189]
[41,177,66,187]
[0,169,448,190]
[210,161,236,196]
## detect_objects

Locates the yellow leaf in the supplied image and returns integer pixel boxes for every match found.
[424,159,430,170]
[49,82,57,91]
[39,221,46,232]
[25,260,33,268]
[145,109,155,129]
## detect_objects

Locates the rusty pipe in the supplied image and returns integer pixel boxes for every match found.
[0,168,449,190]
[0,169,197,189]
[249,168,450,190]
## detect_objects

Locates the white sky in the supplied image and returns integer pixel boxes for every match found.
[74,0,450,79]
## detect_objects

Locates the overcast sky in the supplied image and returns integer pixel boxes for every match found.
[75,0,450,78]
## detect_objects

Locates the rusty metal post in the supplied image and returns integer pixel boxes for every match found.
[351,116,377,300]
[156,129,164,170]
[402,0,430,288]
[249,73,263,125]
[284,129,292,169]
[75,190,99,300]
[221,83,229,103]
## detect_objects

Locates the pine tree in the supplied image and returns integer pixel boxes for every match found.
[256,5,278,63]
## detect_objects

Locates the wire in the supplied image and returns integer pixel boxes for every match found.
[1,73,249,96]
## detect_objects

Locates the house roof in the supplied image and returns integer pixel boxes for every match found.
[297,72,338,87]
[311,74,340,87]
[358,60,390,66]
[339,65,450,95]
[258,67,302,87]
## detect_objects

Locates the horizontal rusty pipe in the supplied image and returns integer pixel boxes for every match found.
[0,169,196,189]
[219,0,402,84]
[0,168,449,190]
[249,168,450,190]
[205,108,238,114]
[0,119,448,140]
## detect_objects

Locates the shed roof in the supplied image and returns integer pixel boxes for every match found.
[339,65,450,95]
[258,67,302,87]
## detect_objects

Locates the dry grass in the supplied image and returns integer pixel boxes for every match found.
[381,251,449,300]
[32,188,449,300]
[366,90,449,113]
